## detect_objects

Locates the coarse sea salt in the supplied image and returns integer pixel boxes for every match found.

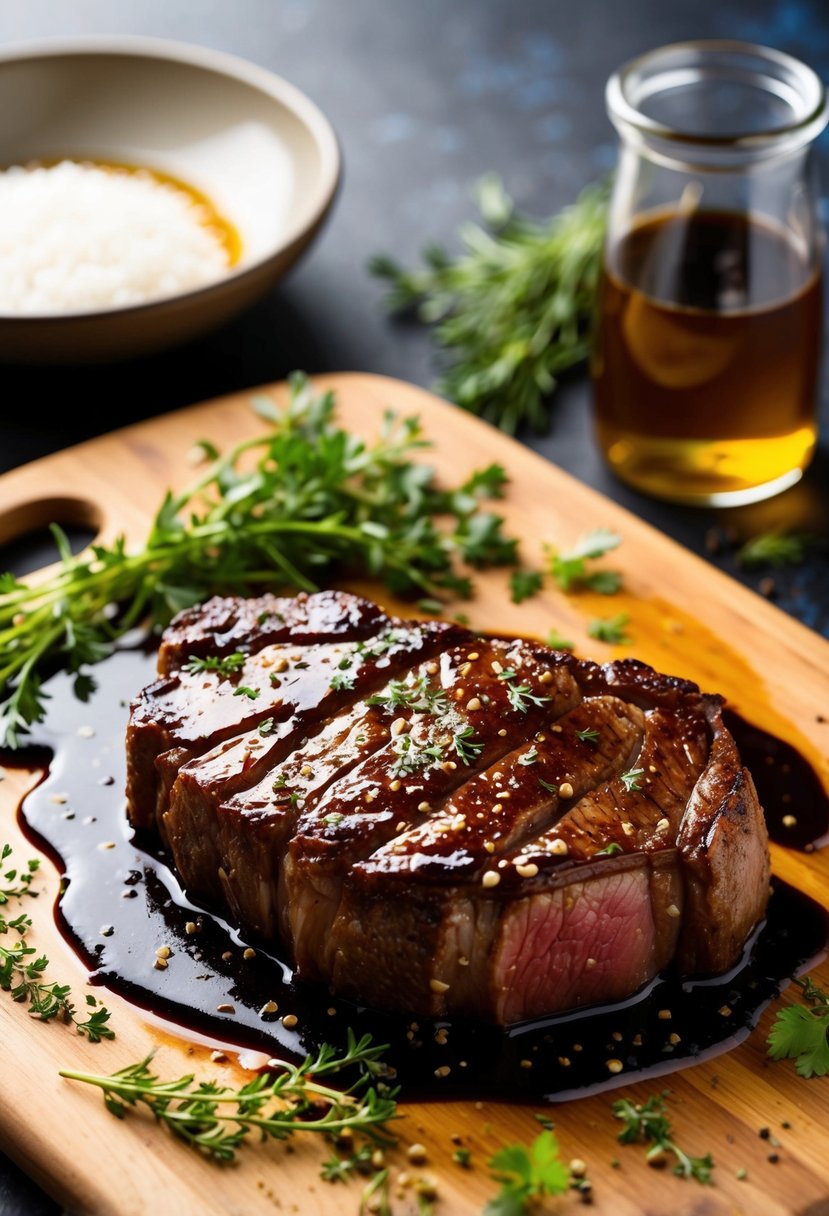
[0,160,233,315]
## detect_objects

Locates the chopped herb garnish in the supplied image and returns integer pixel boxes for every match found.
[594,842,623,857]
[546,528,623,593]
[619,767,644,792]
[613,1091,714,1183]
[517,747,538,766]
[183,652,246,677]
[545,629,574,651]
[587,613,631,645]
[322,813,345,828]
[257,718,275,736]
[390,733,445,778]
[767,974,829,1078]
[272,772,287,790]
[60,1029,397,1162]
[506,682,550,714]
[453,1146,472,1168]
[538,778,558,794]
[575,728,600,744]
[510,569,543,604]
[367,678,448,716]
[233,686,259,700]
[417,598,445,615]
[496,668,551,714]
[357,631,407,662]
[453,725,484,766]
[330,672,356,692]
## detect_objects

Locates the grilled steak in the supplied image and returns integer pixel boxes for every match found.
[126,591,770,1024]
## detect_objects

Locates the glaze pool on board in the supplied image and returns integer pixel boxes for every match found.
[10,644,828,1101]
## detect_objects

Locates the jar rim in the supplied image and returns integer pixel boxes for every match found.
[607,39,828,151]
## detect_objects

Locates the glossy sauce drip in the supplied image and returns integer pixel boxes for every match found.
[8,646,828,1102]
[725,709,829,851]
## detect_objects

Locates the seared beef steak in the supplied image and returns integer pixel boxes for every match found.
[126,591,770,1024]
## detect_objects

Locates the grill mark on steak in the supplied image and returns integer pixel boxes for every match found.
[127,593,770,1025]
[284,639,581,977]
[157,589,389,675]
[358,695,645,882]
[129,616,463,831]
[161,621,466,897]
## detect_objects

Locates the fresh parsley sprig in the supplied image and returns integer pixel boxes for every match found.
[0,374,520,748]
[612,1092,714,1183]
[546,528,623,594]
[484,1129,571,1215]
[372,176,609,434]
[767,974,829,1077]
[60,1030,398,1163]
[509,526,622,604]
[587,613,631,645]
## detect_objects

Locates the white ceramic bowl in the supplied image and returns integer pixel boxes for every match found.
[0,36,341,362]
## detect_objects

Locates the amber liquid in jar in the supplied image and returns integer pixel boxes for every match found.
[592,209,822,504]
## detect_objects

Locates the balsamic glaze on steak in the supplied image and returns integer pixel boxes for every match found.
[126,591,770,1025]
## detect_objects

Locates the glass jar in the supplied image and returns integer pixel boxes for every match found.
[592,41,828,506]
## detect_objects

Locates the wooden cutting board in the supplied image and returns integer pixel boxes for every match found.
[1,372,827,1216]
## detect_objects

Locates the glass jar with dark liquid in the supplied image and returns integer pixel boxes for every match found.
[593,42,828,505]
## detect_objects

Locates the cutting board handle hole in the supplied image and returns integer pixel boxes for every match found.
[0,496,102,579]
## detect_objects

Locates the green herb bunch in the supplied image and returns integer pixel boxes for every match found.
[371,176,609,434]
[61,1029,397,1163]
[0,373,519,748]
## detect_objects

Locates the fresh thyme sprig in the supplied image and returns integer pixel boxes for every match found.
[497,669,551,714]
[60,1030,398,1163]
[619,768,644,792]
[371,176,609,434]
[612,1091,714,1183]
[0,840,114,1040]
[0,938,114,1041]
[182,652,246,677]
[767,974,829,1077]
[367,677,449,716]
[0,842,39,904]
[0,374,520,748]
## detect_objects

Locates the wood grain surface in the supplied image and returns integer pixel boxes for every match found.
[1,373,827,1216]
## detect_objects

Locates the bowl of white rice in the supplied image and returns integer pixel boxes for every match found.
[0,36,341,362]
